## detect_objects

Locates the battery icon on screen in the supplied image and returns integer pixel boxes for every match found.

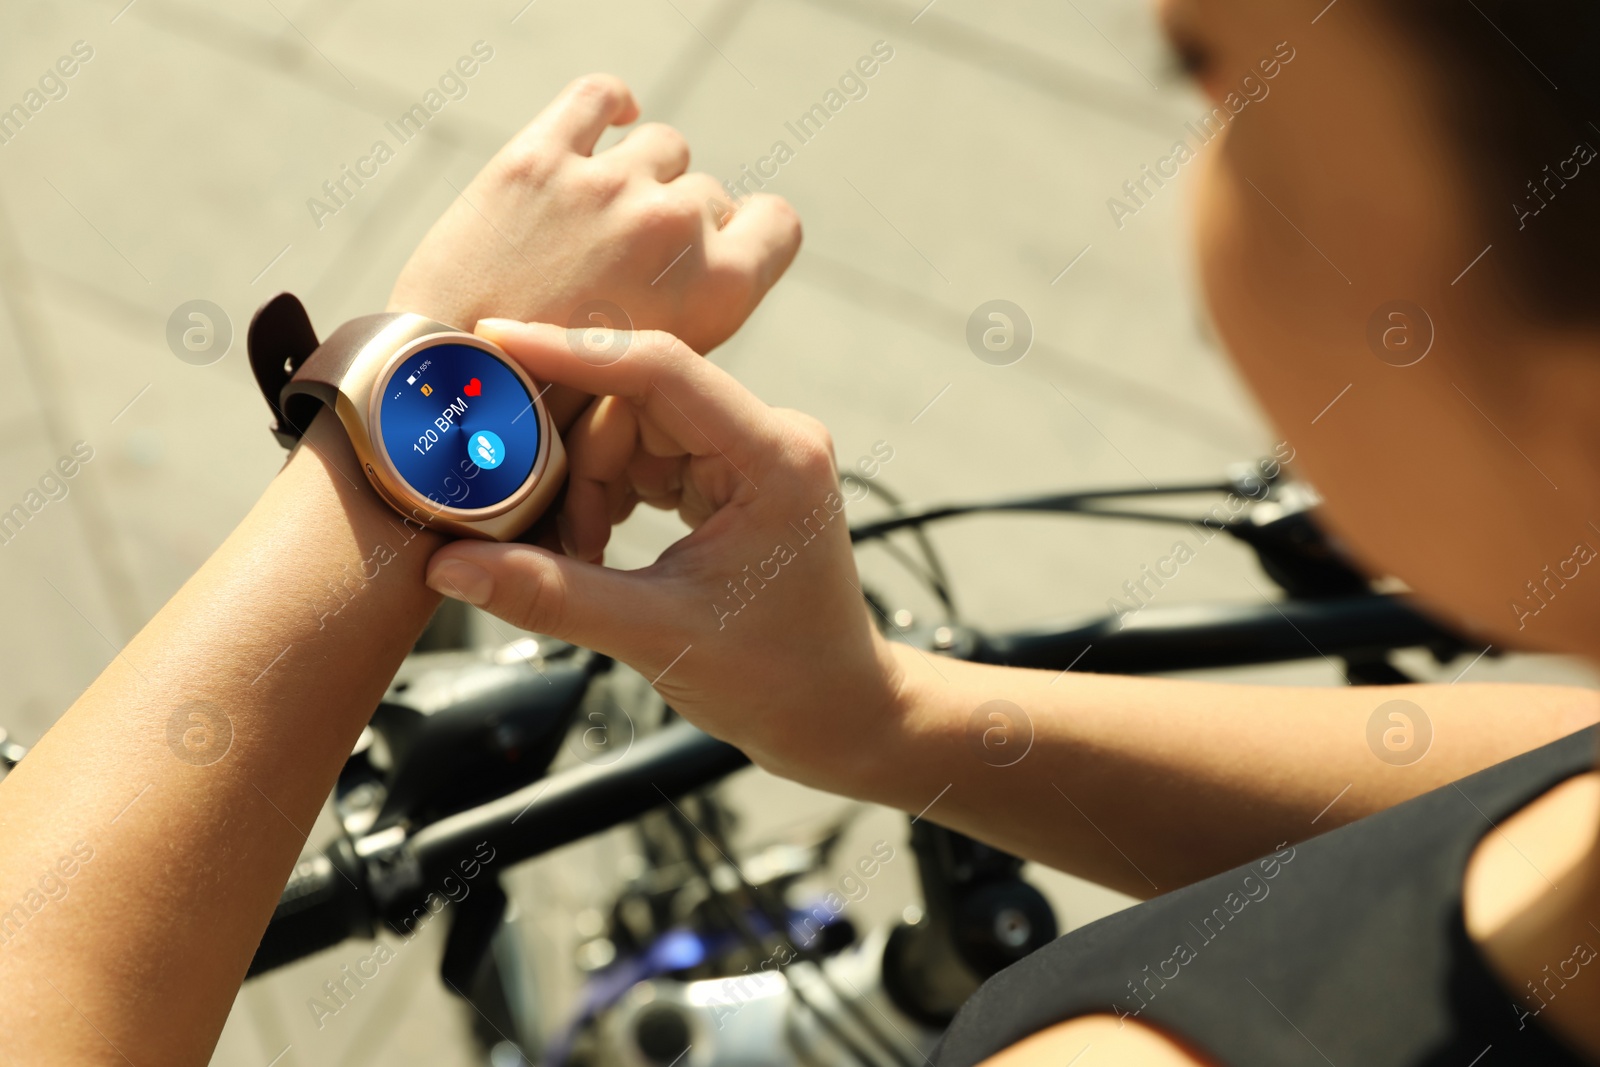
[407,374,418,385]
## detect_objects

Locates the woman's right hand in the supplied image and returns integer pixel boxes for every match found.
[423,320,907,792]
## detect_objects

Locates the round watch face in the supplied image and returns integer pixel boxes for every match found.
[376,341,542,513]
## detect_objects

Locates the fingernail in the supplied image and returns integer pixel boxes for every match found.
[427,559,493,606]
[474,317,523,335]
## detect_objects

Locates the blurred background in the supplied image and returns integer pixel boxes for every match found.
[1,0,1595,1063]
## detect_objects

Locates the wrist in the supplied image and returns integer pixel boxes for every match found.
[873,639,958,802]
[385,287,480,331]
[750,634,929,806]
[283,408,447,598]
[857,638,932,804]
[841,640,989,816]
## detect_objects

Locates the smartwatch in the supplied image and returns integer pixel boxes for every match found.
[247,293,566,541]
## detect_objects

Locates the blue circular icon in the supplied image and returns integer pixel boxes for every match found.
[467,429,507,470]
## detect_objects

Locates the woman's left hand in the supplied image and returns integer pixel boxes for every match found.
[388,73,802,431]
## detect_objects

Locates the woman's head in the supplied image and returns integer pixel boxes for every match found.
[1159,0,1600,657]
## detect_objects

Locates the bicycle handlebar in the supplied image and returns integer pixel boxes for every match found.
[247,839,372,977]
[406,720,750,879]
[248,723,747,977]
[968,593,1465,674]
[247,592,1466,977]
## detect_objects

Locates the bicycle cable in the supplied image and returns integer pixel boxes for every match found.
[663,800,915,1067]
[848,481,1240,544]
[694,797,923,1067]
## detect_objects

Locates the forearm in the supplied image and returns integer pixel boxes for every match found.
[861,643,1600,897]
[0,71,802,1062]
[0,411,442,1065]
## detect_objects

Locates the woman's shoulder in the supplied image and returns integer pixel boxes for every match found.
[975,1013,1221,1067]
[937,726,1600,1067]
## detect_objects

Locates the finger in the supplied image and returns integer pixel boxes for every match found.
[639,415,688,459]
[707,193,802,300]
[561,396,638,560]
[561,477,609,562]
[676,465,720,528]
[566,396,640,489]
[521,74,639,156]
[605,477,637,526]
[666,172,737,229]
[474,320,774,463]
[627,452,686,505]
[426,542,672,664]
[541,384,602,435]
[603,122,690,181]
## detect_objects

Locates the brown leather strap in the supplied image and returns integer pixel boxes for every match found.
[247,293,321,449]
[248,293,408,448]
[278,312,410,440]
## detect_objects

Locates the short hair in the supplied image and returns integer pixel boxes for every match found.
[1385,0,1600,323]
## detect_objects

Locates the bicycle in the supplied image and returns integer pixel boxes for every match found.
[5,459,1474,1066]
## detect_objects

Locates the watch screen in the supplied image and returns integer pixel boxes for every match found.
[377,342,541,512]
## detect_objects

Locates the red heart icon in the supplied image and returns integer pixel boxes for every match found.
[463,378,482,397]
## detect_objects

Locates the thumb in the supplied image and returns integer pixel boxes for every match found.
[424,540,666,663]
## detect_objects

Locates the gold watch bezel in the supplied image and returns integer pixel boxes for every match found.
[330,317,564,541]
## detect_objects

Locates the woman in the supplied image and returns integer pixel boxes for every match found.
[428,0,1600,1062]
[2,1,1598,1065]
